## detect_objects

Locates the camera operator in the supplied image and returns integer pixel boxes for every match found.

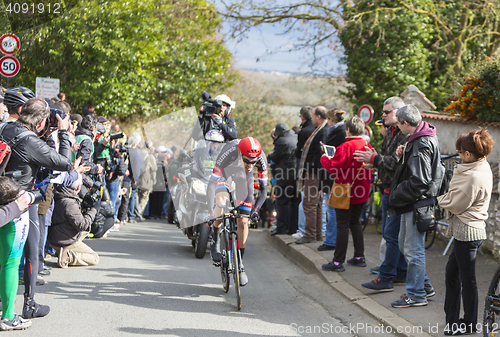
[0,177,35,330]
[73,115,104,175]
[0,96,74,321]
[192,93,237,143]
[48,173,100,268]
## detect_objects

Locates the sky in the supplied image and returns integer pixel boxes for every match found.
[216,3,343,75]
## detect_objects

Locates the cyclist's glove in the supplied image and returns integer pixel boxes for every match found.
[250,212,260,223]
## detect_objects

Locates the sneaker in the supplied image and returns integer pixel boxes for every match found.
[19,277,46,286]
[38,269,50,276]
[391,294,427,308]
[128,219,137,224]
[444,327,466,335]
[0,315,31,331]
[425,285,436,298]
[57,247,72,269]
[362,278,394,292]
[210,240,221,263]
[109,224,120,232]
[369,266,380,274]
[317,244,335,251]
[322,261,345,272]
[295,237,315,244]
[239,263,248,286]
[22,297,50,319]
[346,257,367,267]
[291,231,303,239]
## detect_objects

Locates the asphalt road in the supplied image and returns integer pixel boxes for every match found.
[10,221,395,337]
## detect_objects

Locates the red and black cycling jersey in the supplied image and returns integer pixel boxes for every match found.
[207,139,268,215]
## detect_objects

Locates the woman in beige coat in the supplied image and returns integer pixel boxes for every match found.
[438,129,494,335]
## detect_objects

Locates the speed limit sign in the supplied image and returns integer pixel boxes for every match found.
[0,55,20,77]
[0,34,20,55]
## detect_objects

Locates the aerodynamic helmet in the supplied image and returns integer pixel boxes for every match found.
[3,86,35,108]
[238,137,262,159]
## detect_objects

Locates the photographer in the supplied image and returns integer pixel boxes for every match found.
[0,96,74,321]
[0,177,34,330]
[192,93,237,143]
[73,115,104,175]
[49,173,100,268]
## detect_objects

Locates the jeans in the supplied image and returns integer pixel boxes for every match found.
[322,193,327,235]
[161,188,171,218]
[298,191,305,234]
[445,239,483,328]
[128,188,137,220]
[106,179,120,214]
[323,205,337,247]
[378,193,407,280]
[399,211,432,302]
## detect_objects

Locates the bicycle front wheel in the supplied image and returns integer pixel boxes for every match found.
[484,266,500,336]
[220,229,229,293]
[231,232,241,311]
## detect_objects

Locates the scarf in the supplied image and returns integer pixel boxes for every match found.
[297,120,327,191]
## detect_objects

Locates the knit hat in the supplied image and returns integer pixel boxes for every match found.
[275,122,290,137]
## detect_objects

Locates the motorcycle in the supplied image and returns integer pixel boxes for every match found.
[171,140,223,258]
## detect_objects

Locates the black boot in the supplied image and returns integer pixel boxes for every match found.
[22,295,50,319]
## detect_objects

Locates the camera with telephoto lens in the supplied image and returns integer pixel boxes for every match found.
[200,91,222,117]
[82,180,103,210]
[45,99,66,128]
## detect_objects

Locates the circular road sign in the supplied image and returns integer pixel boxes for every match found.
[364,125,373,140]
[0,34,20,55]
[0,56,20,77]
[358,105,374,124]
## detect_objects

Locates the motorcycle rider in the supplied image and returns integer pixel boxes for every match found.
[192,94,238,143]
[206,137,268,286]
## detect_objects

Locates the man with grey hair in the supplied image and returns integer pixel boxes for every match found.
[387,104,444,308]
[356,97,409,292]
[49,173,100,268]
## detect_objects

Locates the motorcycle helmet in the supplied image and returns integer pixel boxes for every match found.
[205,129,225,143]
[238,137,262,159]
[213,94,235,116]
[4,86,35,108]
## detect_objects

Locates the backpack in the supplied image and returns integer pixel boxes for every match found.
[0,122,35,176]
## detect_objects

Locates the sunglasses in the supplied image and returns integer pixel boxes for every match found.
[382,109,395,114]
[242,158,258,165]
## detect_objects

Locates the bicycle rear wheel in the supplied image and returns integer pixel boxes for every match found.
[231,232,241,311]
[424,227,436,249]
[220,229,229,293]
[484,266,500,336]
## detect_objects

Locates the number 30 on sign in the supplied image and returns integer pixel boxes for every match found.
[0,56,20,77]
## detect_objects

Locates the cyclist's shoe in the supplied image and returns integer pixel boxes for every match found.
[22,296,50,319]
[210,240,222,264]
[239,263,248,286]
[0,315,31,331]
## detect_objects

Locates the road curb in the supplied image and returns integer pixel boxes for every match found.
[266,233,433,337]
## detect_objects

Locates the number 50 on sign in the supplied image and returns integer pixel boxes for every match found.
[0,55,20,77]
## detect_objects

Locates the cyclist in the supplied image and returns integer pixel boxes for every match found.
[207,137,268,286]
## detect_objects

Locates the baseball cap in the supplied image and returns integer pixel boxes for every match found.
[97,116,108,123]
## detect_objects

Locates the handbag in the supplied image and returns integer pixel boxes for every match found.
[327,166,363,210]
[414,205,436,233]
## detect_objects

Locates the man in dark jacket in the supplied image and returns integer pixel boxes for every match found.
[49,173,99,268]
[296,106,328,244]
[1,97,74,319]
[388,104,444,308]
[268,122,300,235]
[295,106,315,159]
[356,97,409,292]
